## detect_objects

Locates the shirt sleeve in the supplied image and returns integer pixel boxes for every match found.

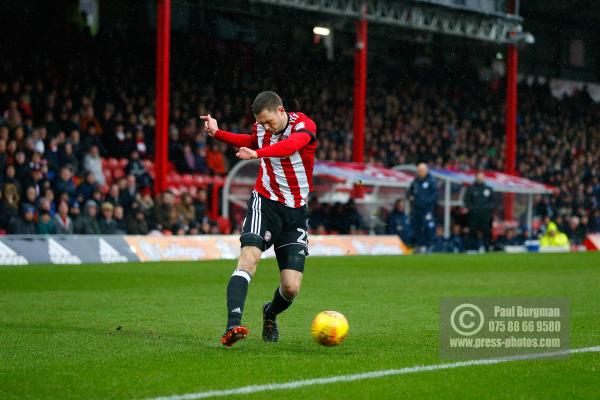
[255,132,312,158]
[214,125,258,149]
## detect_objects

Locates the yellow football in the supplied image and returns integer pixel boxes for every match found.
[311,311,349,346]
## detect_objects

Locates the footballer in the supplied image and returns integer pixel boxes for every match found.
[201,91,317,347]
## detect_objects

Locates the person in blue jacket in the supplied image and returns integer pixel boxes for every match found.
[386,199,412,245]
[407,163,438,252]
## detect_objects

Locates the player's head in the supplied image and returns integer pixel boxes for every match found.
[416,162,428,178]
[252,91,287,133]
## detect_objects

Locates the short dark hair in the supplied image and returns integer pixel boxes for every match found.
[251,91,283,115]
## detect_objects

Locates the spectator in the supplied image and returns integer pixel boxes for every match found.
[308,197,326,232]
[14,151,29,182]
[206,143,227,175]
[386,199,412,244]
[133,125,149,158]
[1,183,20,229]
[53,166,76,200]
[59,142,79,172]
[107,123,132,158]
[22,186,38,209]
[137,187,155,219]
[540,222,569,248]
[182,143,197,173]
[76,172,99,202]
[105,184,120,206]
[74,200,101,234]
[195,144,209,174]
[10,204,36,234]
[99,202,118,234]
[3,164,21,195]
[69,202,81,229]
[45,138,61,173]
[408,163,438,252]
[564,216,587,245]
[37,210,56,234]
[194,189,209,222]
[199,216,212,234]
[127,206,149,235]
[53,201,74,234]
[154,191,178,231]
[330,202,349,233]
[177,192,196,226]
[124,150,151,188]
[495,228,522,250]
[448,224,465,253]
[0,140,7,174]
[113,205,127,234]
[120,174,138,212]
[344,199,364,234]
[430,226,450,253]
[83,145,105,186]
[589,210,600,233]
[40,189,56,216]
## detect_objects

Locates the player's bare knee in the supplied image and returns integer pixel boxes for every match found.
[281,282,300,300]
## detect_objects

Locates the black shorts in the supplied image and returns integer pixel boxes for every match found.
[240,191,309,272]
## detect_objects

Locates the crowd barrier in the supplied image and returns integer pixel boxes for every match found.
[0,235,409,265]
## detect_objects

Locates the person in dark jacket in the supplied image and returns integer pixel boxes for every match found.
[99,202,118,234]
[386,199,412,244]
[10,204,37,234]
[407,163,438,252]
[69,201,81,229]
[127,206,149,235]
[76,172,99,203]
[74,200,101,234]
[448,224,465,253]
[53,165,76,200]
[113,205,128,234]
[464,172,495,251]
[125,150,152,188]
[430,226,451,253]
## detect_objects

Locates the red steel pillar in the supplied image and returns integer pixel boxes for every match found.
[503,1,518,221]
[154,0,171,195]
[352,6,367,163]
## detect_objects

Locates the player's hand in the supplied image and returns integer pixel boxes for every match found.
[236,147,258,160]
[200,114,218,137]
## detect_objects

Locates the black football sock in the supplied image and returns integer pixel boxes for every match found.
[226,269,252,328]
[266,287,293,319]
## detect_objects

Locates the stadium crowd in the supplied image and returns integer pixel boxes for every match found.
[0,27,598,249]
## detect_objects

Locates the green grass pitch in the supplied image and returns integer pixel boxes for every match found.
[1,253,599,399]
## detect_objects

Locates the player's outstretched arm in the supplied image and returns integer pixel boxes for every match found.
[236,132,312,160]
[200,114,255,148]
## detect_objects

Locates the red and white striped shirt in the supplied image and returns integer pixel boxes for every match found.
[253,112,316,208]
[215,112,317,208]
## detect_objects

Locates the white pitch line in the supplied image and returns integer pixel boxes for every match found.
[146,346,600,400]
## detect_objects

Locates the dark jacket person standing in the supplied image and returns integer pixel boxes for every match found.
[464,172,495,251]
[407,163,438,252]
